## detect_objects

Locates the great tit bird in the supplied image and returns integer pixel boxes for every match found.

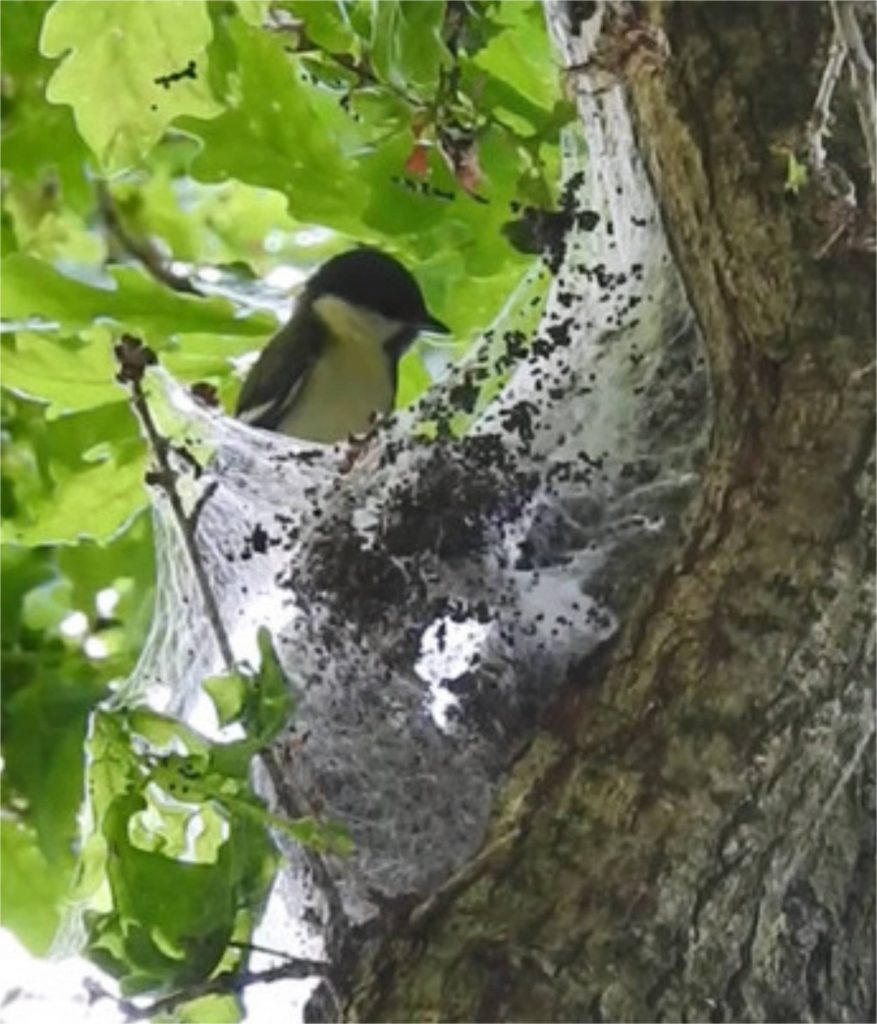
[235,248,449,443]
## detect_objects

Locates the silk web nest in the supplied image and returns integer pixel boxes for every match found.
[123,126,710,919]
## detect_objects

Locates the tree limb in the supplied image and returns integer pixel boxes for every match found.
[84,958,330,1023]
[97,181,204,296]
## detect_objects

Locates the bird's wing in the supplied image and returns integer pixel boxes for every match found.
[235,310,325,430]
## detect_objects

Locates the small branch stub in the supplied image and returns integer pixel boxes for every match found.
[114,333,157,385]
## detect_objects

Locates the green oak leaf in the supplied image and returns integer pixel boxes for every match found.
[473,1,560,115]
[174,993,242,1023]
[3,402,147,546]
[1,255,275,344]
[0,0,92,210]
[234,0,269,27]
[1,819,73,955]
[288,0,357,53]
[181,17,370,229]
[3,671,103,864]
[203,672,247,728]
[40,0,222,171]
[2,328,121,418]
[370,1,448,96]
[0,544,55,640]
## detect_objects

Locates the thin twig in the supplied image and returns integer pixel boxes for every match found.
[830,0,877,186]
[116,339,351,1001]
[226,939,313,962]
[266,6,424,111]
[258,747,351,961]
[812,215,850,260]
[806,27,847,173]
[85,958,329,1023]
[116,337,236,672]
[189,479,219,533]
[97,180,204,296]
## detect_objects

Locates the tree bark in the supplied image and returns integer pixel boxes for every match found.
[345,3,875,1021]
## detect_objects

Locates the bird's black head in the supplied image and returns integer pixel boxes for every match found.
[305,247,449,335]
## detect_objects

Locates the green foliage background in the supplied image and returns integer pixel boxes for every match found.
[1,0,567,1016]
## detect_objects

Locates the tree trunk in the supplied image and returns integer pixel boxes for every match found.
[345,3,875,1021]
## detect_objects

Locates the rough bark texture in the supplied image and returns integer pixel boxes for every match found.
[345,3,875,1021]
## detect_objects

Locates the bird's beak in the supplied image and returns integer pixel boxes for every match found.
[419,312,451,335]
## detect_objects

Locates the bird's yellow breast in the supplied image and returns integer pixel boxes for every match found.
[278,295,399,443]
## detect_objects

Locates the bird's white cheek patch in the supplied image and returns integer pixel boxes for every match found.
[312,293,403,349]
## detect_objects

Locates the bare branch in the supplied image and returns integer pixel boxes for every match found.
[85,958,329,1023]
[114,335,236,672]
[831,0,877,186]
[97,180,204,296]
[114,339,351,981]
